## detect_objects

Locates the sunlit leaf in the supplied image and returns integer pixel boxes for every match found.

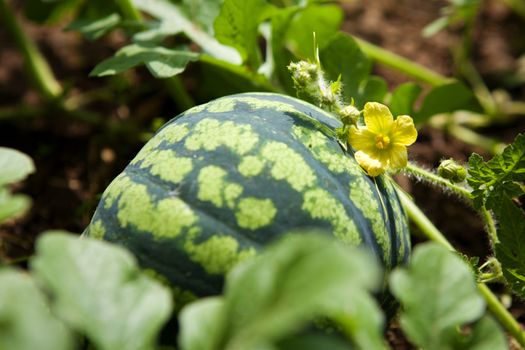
[214,0,270,68]
[415,81,481,125]
[31,232,173,350]
[66,13,121,40]
[90,44,199,78]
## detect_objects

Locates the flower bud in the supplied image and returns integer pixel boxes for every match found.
[339,105,360,126]
[438,159,467,183]
[288,61,319,88]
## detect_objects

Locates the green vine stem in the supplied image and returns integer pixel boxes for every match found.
[0,0,63,100]
[396,189,525,347]
[114,0,195,110]
[402,162,504,248]
[353,36,452,86]
[402,162,472,200]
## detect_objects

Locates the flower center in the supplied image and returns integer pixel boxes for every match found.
[375,134,390,149]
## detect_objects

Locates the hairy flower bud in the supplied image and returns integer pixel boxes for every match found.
[438,159,467,183]
[288,61,319,89]
[339,104,361,126]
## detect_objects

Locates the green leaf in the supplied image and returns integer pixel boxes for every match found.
[214,0,270,68]
[390,243,506,350]
[178,233,385,350]
[181,0,223,35]
[360,76,388,105]
[133,0,241,63]
[415,81,481,125]
[0,268,74,350]
[178,297,225,350]
[90,44,199,78]
[452,315,508,350]
[493,198,525,298]
[320,33,372,107]
[0,189,31,223]
[277,332,353,350]
[66,13,121,40]
[0,147,35,186]
[467,133,525,209]
[422,16,450,37]
[271,6,303,94]
[389,82,422,117]
[284,5,343,60]
[31,231,173,350]
[23,0,80,23]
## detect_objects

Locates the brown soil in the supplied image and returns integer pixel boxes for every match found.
[1,0,524,348]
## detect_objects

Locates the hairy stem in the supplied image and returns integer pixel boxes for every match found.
[403,162,472,200]
[501,0,525,20]
[0,0,62,100]
[397,189,525,347]
[354,36,452,86]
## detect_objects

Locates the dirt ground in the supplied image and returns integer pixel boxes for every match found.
[1,0,524,348]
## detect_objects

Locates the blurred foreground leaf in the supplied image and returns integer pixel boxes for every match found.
[214,0,270,68]
[390,243,507,350]
[179,233,385,350]
[31,231,173,350]
[0,147,34,223]
[0,269,73,350]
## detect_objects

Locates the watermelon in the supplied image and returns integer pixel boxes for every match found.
[84,92,410,299]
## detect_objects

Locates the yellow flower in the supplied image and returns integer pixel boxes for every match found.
[348,102,417,177]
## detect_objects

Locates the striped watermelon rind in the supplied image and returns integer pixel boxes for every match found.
[85,92,410,298]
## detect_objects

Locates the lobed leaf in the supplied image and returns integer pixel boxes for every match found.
[31,231,173,350]
[390,243,506,349]
[90,44,199,78]
[467,133,525,209]
[0,268,74,350]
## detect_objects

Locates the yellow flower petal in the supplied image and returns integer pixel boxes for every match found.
[388,144,408,169]
[363,102,393,134]
[391,115,417,146]
[354,150,386,177]
[348,126,376,153]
